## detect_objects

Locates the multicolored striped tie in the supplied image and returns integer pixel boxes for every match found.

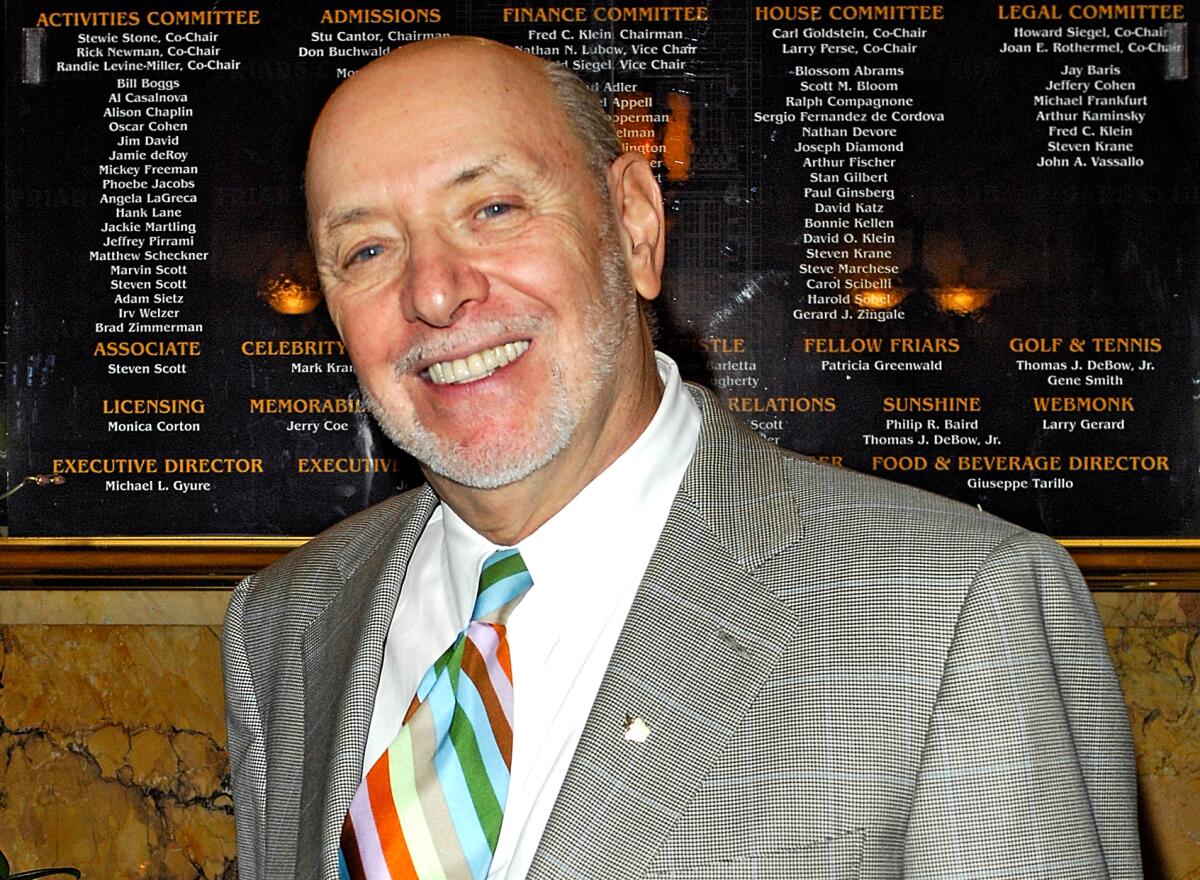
[339,548,533,880]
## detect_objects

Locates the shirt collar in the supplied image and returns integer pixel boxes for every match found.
[440,351,700,597]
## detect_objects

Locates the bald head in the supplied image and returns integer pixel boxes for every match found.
[314,38,548,132]
[308,38,619,210]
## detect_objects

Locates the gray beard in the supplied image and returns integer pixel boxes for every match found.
[361,227,638,490]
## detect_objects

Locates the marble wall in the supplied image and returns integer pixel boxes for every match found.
[1,589,1197,879]
[1096,592,1200,880]
[1,593,233,879]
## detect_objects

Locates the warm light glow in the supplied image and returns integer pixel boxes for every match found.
[613,91,692,183]
[663,92,693,182]
[932,285,995,316]
[258,274,322,315]
[855,288,909,310]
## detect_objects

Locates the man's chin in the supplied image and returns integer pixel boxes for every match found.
[419,448,555,491]
[405,427,575,490]
[362,388,576,491]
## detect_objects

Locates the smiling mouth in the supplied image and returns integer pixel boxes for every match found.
[425,340,531,385]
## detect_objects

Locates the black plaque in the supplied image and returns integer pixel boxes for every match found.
[5,1,1197,537]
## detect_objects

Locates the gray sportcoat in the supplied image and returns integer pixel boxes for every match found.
[223,385,1141,879]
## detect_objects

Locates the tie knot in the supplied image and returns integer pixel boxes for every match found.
[472,548,533,624]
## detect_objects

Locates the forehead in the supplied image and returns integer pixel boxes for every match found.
[305,47,587,224]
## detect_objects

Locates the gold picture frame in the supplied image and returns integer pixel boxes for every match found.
[0,537,1196,590]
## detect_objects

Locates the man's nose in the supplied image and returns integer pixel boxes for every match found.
[401,229,487,327]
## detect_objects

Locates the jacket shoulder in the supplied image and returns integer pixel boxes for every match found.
[786,448,1019,538]
[685,382,1038,576]
[228,485,433,626]
[774,446,1072,598]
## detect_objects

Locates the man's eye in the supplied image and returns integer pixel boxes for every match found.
[476,202,513,220]
[347,244,384,266]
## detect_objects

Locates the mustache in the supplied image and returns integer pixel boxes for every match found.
[391,315,546,374]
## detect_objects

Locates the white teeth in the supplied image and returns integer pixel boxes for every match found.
[426,340,530,385]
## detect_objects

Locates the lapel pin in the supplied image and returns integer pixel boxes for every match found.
[623,714,651,743]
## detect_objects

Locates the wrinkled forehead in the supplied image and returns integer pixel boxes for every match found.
[308,43,569,173]
[304,43,587,226]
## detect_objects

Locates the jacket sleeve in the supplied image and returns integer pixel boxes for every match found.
[903,531,1142,879]
[223,574,269,880]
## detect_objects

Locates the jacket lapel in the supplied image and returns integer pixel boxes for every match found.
[528,387,806,879]
[295,486,438,879]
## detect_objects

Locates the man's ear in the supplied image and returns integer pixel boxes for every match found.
[607,152,666,301]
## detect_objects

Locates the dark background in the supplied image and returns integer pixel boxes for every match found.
[5,0,1197,536]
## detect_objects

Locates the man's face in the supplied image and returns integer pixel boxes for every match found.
[305,45,648,490]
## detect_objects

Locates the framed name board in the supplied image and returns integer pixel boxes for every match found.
[3,1,1197,580]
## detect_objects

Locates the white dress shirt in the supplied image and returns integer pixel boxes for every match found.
[363,351,700,878]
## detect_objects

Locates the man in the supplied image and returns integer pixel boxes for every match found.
[223,37,1140,880]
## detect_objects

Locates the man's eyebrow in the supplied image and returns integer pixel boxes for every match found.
[315,155,525,238]
[320,206,371,237]
[448,156,507,188]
